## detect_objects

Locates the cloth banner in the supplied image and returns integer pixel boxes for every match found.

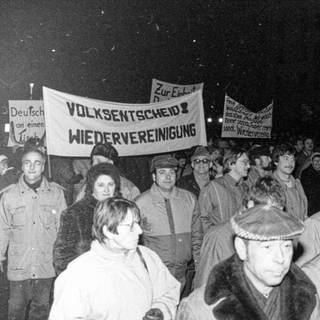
[150,78,204,102]
[7,100,45,146]
[43,87,207,157]
[221,95,273,139]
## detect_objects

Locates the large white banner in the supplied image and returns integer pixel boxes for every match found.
[8,100,45,146]
[150,78,204,102]
[43,87,207,157]
[221,95,273,139]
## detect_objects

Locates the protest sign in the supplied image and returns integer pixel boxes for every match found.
[221,95,273,139]
[43,87,207,157]
[8,100,45,146]
[150,78,204,102]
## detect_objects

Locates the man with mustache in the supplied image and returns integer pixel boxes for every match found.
[246,145,273,189]
[272,143,308,221]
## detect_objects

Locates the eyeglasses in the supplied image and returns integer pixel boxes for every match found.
[193,159,210,164]
[118,220,140,232]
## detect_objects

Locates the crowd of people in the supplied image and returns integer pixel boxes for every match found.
[0,135,320,319]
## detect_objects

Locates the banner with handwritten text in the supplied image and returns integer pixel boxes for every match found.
[221,95,273,139]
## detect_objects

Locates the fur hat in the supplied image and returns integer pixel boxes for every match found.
[150,154,178,172]
[231,204,304,241]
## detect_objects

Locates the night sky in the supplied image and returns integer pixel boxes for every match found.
[1,0,320,135]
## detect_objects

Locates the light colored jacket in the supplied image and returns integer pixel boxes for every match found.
[0,175,67,280]
[49,242,180,320]
[272,171,308,221]
[199,173,248,232]
[296,211,320,267]
[135,184,203,286]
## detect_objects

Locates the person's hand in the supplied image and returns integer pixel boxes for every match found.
[143,308,164,320]
[0,261,4,273]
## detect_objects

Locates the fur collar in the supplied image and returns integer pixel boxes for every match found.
[204,255,316,320]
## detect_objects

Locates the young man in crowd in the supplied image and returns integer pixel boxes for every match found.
[272,143,308,221]
[135,154,202,294]
[199,147,250,232]
[177,205,320,320]
[49,197,180,320]
[246,145,273,189]
[0,148,67,320]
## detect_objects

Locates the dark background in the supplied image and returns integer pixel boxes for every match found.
[1,0,320,144]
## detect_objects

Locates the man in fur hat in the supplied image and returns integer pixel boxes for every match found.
[177,205,320,320]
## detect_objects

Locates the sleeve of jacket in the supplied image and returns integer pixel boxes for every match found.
[49,270,90,320]
[191,199,203,266]
[55,188,67,231]
[141,246,180,320]
[199,182,219,233]
[53,207,80,275]
[0,193,10,262]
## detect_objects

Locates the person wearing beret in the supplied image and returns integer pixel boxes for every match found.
[135,154,203,296]
[177,205,320,320]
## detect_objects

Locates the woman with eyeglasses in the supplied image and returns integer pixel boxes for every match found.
[53,162,121,275]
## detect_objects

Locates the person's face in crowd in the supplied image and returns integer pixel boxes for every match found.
[0,157,8,175]
[22,151,45,184]
[230,153,250,179]
[210,149,221,162]
[256,155,272,171]
[178,158,186,168]
[153,168,176,192]
[92,155,113,166]
[304,139,314,153]
[276,153,295,176]
[92,174,116,201]
[192,156,211,175]
[237,238,293,294]
[105,208,142,251]
[312,156,320,171]
[295,140,304,153]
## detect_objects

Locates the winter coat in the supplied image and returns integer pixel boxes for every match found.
[199,173,248,232]
[177,255,320,320]
[295,211,320,267]
[53,195,98,275]
[272,171,308,221]
[135,184,203,287]
[49,241,180,320]
[300,166,320,216]
[193,221,234,289]
[0,175,67,280]
[177,173,213,199]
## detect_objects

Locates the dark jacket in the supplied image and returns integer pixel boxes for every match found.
[53,195,98,274]
[177,174,201,198]
[301,166,320,216]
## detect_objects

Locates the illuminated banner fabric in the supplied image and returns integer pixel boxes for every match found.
[43,87,207,157]
[221,95,273,139]
[8,100,45,146]
[150,78,204,102]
